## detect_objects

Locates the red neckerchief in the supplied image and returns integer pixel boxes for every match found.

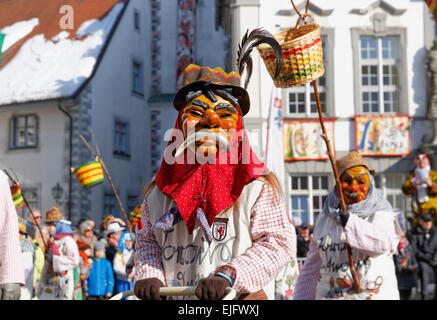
[156,107,267,234]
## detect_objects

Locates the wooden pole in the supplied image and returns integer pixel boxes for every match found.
[79,134,134,240]
[3,170,47,252]
[312,80,361,293]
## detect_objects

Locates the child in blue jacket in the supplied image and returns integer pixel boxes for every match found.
[86,241,114,300]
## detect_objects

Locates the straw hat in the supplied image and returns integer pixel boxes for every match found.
[335,151,375,178]
[173,64,250,116]
[45,207,63,223]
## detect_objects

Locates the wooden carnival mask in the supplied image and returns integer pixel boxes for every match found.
[181,92,240,158]
[340,165,371,204]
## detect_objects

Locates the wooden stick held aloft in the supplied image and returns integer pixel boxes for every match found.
[79,133,134,240]
[312,80,361,293]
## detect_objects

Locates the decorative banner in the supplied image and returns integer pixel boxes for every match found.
[283,119,335,161]
[426,0,437,21]
[355,115,411,156]
[0,33,5,57]
[176,0,196,90]
[265,85,285,189]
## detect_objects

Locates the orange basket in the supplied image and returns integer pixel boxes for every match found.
[257,13,324,88]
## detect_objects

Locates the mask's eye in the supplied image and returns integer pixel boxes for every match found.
[189,110,203,117]
[358,180,366,185]
[220,113,232,118]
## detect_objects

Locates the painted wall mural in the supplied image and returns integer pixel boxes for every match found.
[283,119,335,161]
[176,0,196,90]
[355,115,411,156]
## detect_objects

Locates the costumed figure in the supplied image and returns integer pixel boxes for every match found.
[37,218,80,300]
[113,232,136,299]
[402,154,437,226]
[18,218,36,300]
[134,29,295,300]
[0,169,24,299]
[294,152,402,300]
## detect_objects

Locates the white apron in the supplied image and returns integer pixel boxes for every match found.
[37,236,78,300]
[148,179,275,299]
[313,210,401,300]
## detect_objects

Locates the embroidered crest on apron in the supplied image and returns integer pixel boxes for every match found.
[212,218,228,241]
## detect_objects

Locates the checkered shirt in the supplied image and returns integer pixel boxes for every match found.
[134,182,296,294]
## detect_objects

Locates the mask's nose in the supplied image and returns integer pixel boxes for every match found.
[348,180,358,192]
[199,109,220,129]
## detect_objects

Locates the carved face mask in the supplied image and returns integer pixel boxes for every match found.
[180,93,240,159]
[340,165,371,204]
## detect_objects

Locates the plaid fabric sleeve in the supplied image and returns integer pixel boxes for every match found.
[215,182,296,294]
[344,212,400,257]
[134,193,166,283]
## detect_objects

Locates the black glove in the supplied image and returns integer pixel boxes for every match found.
[134,278,164,300]
[339,211,350,228]
[195,275,231,300]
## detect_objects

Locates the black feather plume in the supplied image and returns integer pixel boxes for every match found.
[236,28,283,89]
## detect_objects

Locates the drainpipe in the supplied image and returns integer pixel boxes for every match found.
[58,100,73,221]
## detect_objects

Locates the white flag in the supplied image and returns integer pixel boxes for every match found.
[265,84,285,191]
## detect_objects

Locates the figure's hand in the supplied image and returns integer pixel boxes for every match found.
[134,278,164,300]
[195,275,231,300]
[425,178,433,187]
[0,283,21,300]
[338,211,350,228]
[105,292,112,299]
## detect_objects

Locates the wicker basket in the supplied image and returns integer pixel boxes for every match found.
[73,160,104,189]
[258,14,324,88]
[10,184,25,210]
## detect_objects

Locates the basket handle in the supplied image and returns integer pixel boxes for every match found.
[291,0,310,19]
[295,13,317,29]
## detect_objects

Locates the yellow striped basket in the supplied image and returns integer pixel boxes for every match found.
[73,161,104,189]
[257,14,324,88]
[10,184,25,210]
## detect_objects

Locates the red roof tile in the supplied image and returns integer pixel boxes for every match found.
[0,0,126,70]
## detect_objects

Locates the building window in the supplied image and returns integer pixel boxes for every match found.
[134,9,140,31]
[113,119,130,157]
[127,195,140,213]
[374,173,406,212]
[289,174,330,226]
[10,114,38,148]
[103,193,118,216]
[21,187,39,211]
[359,36,400,114]
[285,35,329,118]
[132,60,144,95]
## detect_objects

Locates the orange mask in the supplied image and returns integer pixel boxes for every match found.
[181,93,239,158]
[340,166,370,204]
